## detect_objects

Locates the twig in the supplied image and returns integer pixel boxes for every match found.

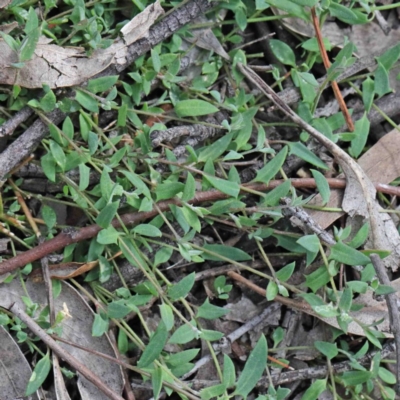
[280,197,335,245]
[8,302,125,400]
[370,254,400,394]
[1,177,399,275]
[0,106,33,137]
[311,7,354,131]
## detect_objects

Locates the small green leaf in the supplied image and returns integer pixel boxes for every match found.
[168,272,196,301]
[97,226,120,244]
[362,77,375,113]
[76,90,99,113]
[196,299,229,320]
[348,223,369,248]
[266,281,278,301]
[182,172,196,201]
[40,90,56,112]
[234,335,268,398]
[329,3,367,24]
[330,242,371,266]
[341,371,372,386]
[169,320,198,344]
[254,147,288,184]
[262,180,292,206]
[301,379,327,400]
[350,113,370,158]
[95,201,119,229]
[269,39,296,67]
[311,169,330,204]
[339,287,353,312]
[262,0,309,21]
[204,175,240,198]
[49,140,66,171]
[155,182,184,201]
[138,321,168,368]
[222,354,236,389]
[288,142,328,170]
[202,244,251,261]
[305,267,331,292]
[374,62,391,97]
[276,262,295,282]
[25,352,52,396]
[92,313,109,337]
[42,204,57,229]
[133,224,162,237]
[107,300,131,319]
[79,163,90,191]
[159,303,174,331]
[175,99,218,117]
[87,75,119,93]
[198,132,233,163]
[151,368,163,400]
[200,384,227,400]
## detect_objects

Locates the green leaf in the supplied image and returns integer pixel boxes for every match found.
[254,147,288,184]
[350,113,370,158]
[79,163,90,191]
[266,281,278,301]
[362,77,375,113]
[133,224,162,237]
[204,175,240,198]
[26,352,52,395]
[117,103,127,127]
[168,272,196,301]
[167,349,200,366]
[310,169,330,204]
[95,201,119,229]
[97,226,120,244]
[329,3,367,24]
[341,371,372,386]
[92,313,109,337]
[42,204,57,229]
[138,321,168,368]
[169,320,198,344]
[234,335,268,398]
[200,384,227,400]
[40,90,56,112]
[0,32,19,52]
[378,367,396,385]
[305,267,330,292]
[202,244,251,261]
[182,172,196,201]
[49,140,66,171]
[330,242,371,266]
[276,262,295,282]
[107,300,131,318]
[262,0,309,21]
[151,368,163,400]
[76,90,99,113]
[198,132,233,163]
[159,303,174,331]
[374,62,391,97]
[377,43,400,71]
[348,223,369,249]
[155,182,184,201]
[301,379,326,400]
[223,354,236,389]
[314,340,339,360]
[262,180,292,206]
[288,142,328,170]
[87,75,119,93]
[269,39,296,67]
[201,329,224,341]
[339,287,353,312]
[175,99,218,117]
[196,299,229,320]
[290,0,317,5]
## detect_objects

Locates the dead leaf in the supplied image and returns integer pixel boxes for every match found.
[0,325,39,400]
[0,0,11,8]
[0,279,124,399]
[0,0,164,88]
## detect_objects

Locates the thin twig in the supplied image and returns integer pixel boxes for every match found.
[311,7,354,131]
[1,178,399,275]
[370,254,400,394]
